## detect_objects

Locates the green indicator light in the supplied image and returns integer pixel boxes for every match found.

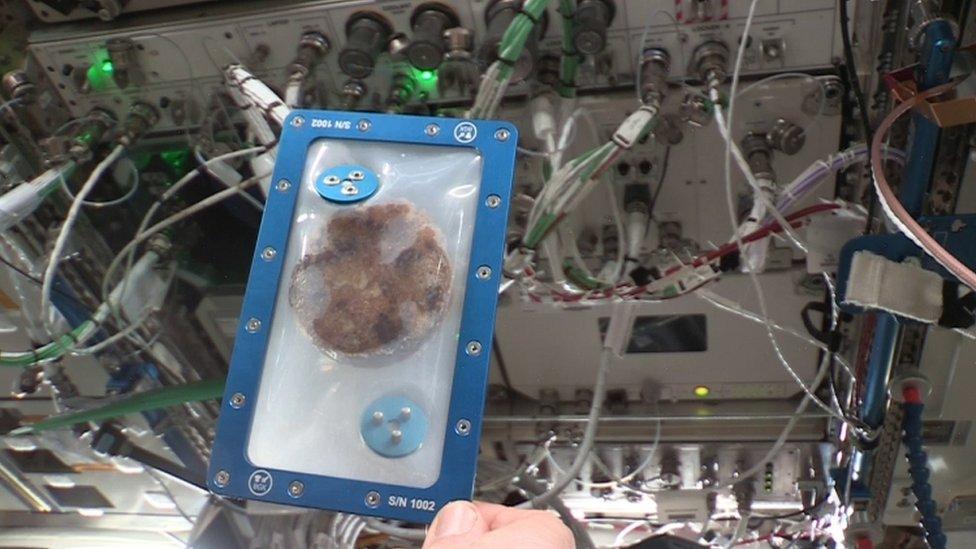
[693,385,710,398]
[86,53,115,91]
[160,149,190,175]
[419,70,435,82]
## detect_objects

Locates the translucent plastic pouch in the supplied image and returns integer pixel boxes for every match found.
[209,111,517,523]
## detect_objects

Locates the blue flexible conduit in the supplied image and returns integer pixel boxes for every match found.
[902,389,946,548]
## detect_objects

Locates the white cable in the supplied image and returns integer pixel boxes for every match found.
[39,145,124,338]
[60,154,139,208]
[715,0,858,431]
[103,145,268,315]
[697,290,855,379]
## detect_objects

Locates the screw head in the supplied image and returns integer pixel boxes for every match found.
[291,116,305,128]
[485,194,502,209]
[494,128,510,142]
[245,318,262,333]
[476,265,492,280]
[214,470,230,487]
[349,170,365,181]
[425,123,441,136]
[357,119,371,132]
[276,179,291,192]
[288,481,305,498]
[365,491,381,508]
[230,393,246,409]
[340,184,359,196]
[455,419,472,436]
[324,174,341,186]
[466,340,482,356]
[261,247,277,261]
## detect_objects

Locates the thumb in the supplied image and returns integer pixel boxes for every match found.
[421,501,489,548]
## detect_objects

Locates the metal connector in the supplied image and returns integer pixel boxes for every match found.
[117,102,159,146]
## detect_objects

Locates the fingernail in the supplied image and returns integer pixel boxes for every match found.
[431,501,477,538]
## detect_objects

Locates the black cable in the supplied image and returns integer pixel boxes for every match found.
[838,0,878,233]
[0,252,92,312]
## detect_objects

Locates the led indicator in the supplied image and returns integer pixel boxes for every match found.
[693,385,710,398]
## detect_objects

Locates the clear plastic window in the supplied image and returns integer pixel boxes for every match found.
[247,138,483,488]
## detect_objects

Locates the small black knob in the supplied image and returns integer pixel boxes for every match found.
[407,4,459,71]
[339,12,393,79]
[573,0,614,56]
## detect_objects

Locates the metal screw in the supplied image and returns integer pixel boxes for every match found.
[245,318,262,333]
[341,184,359,196]
[455,419,472,436]
[324,174,341,186]
[391,429,403,444]
[357,119,371,132]
[288,481,305,498]
[372,411,384,425]
[476,266,492,280]
[400,407,412,420]
[485,195,502,209]
[276,179,291,192]
[494,128,510,142]
[261,247,277,261]
[365,491,381,508]
[466,340,482,356]
[291,116,305,128]
[230,393,246,409]
[214,470,230,487]
[349,170,365,181]
[425,123,441,136]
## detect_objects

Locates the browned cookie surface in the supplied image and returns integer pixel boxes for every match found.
[289,202,452,356]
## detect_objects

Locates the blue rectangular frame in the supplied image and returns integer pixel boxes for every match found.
[208,110,518,523]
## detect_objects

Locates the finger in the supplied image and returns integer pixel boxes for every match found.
[422,501,491,549]
[472,502,559,530]
[469,508,575,549]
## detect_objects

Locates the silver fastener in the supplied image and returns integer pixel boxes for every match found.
[276,179,291,192]
[261,247,277,261]
[400,407,412,420]
[357,119,371,132]
[365,491,381,508]
[340,184,359,196]
[455,419,472,436]
[245,318,262,333]
[391,429,403,443]
[288,481,304,498]
[349,170,365,181]
[324,174,341,186]
[476,266,492,280]
[425,123,441,136]
[291,116,305,128]
[230,393,246,409]
[214,470,230,487]
[466,340,482,356]
[494,128,510,142]
[485,195,502,209]
[372,411,384,425]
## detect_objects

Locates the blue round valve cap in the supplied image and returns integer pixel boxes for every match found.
[315,164,379,203]
[360,395,428,458]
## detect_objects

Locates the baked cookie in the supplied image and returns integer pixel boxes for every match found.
[289,202,452,356]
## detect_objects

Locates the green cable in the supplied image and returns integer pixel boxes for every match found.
[557,0,579,98]
[497,0,551,70]
[13,378,225,434]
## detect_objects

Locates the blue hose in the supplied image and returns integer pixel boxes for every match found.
[902,399,947,548]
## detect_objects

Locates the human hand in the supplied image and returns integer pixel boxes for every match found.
[421,501,574,549]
